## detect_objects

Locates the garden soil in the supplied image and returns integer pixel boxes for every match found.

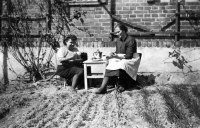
[0,79,200,128]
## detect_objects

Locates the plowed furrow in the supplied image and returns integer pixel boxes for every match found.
[38,95,80,128]
[89,93,114,128]
[122,91,147,127]
[23,92,79,128]
[57,92,90,128]
[79,94,104,128]
[35,99,68,128]
[68,93,96,128]
[23,99,53,127]
[106,99,118,128]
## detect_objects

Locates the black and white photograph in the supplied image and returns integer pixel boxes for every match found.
[0,0,200,127]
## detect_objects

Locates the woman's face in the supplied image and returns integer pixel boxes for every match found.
[66,39,76,49]
[115,26,124,38]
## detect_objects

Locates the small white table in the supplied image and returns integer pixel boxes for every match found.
[83,60,107,90]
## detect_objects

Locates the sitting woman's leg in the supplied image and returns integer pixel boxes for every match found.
[57,66,83,91]
[71,69,84,90]
[95,69,122,94]
[95,76,109,94]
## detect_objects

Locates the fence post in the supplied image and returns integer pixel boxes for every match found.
[1,0,9,89]
[3,0,12,87]
[0,0,3,89]
[48,0,52,31]
[175,0,180,45]
[110,0,115,42]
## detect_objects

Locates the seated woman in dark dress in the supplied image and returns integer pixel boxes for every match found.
[56,34,84,92]
[95,24,137,94]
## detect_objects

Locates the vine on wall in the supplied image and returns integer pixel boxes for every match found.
[0,0,92,82]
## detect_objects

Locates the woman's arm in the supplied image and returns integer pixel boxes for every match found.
[124,38,136,59]
[58,54,76,62]
[57,48,77,63]
[59,53,82,64]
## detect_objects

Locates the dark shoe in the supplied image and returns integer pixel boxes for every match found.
[94,88,107,94]
[107,84,115,89]
[117,85,125,93]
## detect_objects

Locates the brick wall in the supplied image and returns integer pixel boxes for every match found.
[1,0,200,47]
[70,0,200,47]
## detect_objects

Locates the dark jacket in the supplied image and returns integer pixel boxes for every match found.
[115,35,137,59]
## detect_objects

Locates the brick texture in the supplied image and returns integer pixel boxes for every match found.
[70,0,200,47]
[2,0,200,47]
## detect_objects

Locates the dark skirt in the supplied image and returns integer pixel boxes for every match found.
[105,69,127,77]
[55,65,83,79]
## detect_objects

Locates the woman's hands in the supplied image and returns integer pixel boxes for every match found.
[68,52,83,64]
[70,52,81,60]
[71,52,78,59]
[106,52,125,59]
[59,52,81,63]
[110,52,116,56]
[106,52,117,59]
[76,52,81,56]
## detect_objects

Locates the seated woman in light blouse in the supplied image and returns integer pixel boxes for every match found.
[56,34,84,92]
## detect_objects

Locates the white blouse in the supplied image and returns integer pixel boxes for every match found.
[56,47,80,65]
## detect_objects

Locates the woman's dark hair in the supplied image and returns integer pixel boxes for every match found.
[116,24,128,33]
[63,34,77,45]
